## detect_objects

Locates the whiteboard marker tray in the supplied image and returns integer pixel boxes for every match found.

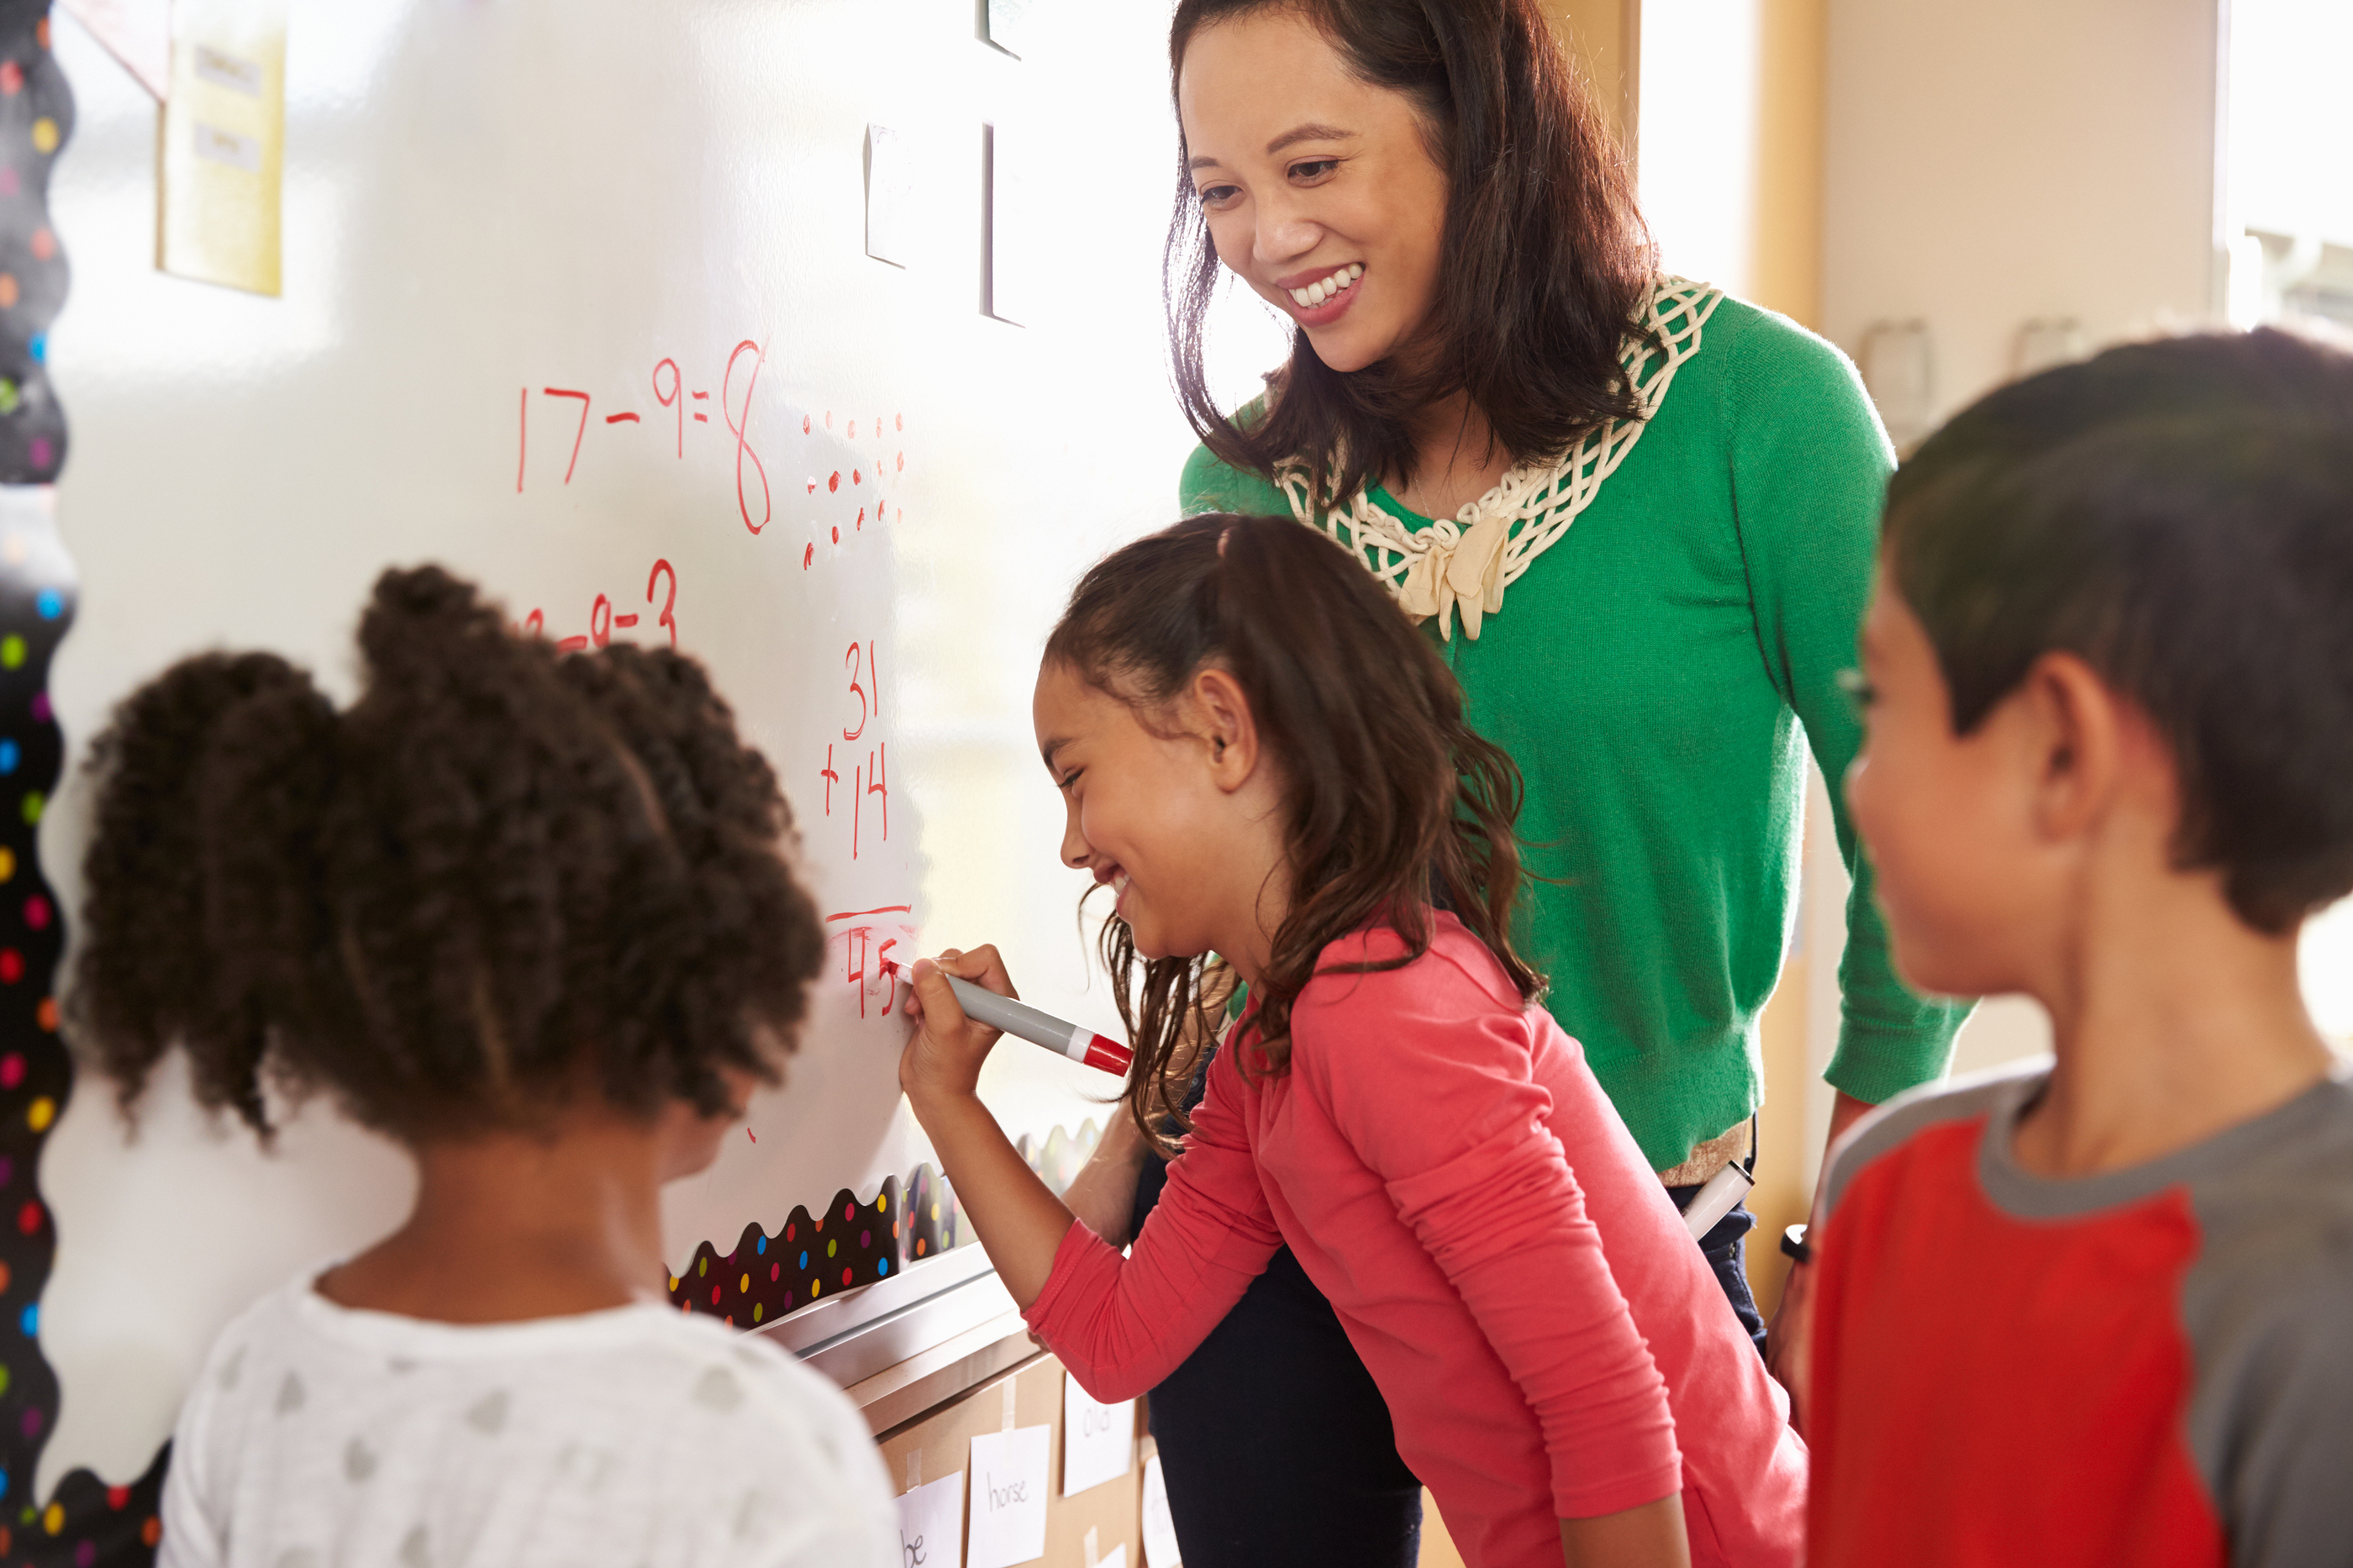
[755,1244,1012,1386]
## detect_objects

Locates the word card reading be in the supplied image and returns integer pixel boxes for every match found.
[1061,1371,1136,1497]
[966,1425,1050,1568]
[895,1471,963,1568]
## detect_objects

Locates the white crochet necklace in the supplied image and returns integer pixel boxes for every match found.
[1273,276,1724,641]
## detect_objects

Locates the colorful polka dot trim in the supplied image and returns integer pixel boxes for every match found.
[0,24,171,1568]
[662,1118,1111,1329]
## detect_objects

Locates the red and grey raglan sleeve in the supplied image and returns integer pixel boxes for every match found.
[2185,1208,2353,1566]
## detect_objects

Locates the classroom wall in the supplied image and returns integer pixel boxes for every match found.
[1542,0,1640,157]
[1819,0,2224,432]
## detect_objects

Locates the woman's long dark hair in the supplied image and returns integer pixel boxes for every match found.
[1167,0,1656,504]
[1046,514,1539,1152]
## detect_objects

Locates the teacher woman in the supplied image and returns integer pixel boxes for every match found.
[1059,1,1968,1562]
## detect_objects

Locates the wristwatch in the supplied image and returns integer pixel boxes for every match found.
[1779,1223,1812,1265]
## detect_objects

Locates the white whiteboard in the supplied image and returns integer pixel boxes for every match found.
[38,0,1197,1492]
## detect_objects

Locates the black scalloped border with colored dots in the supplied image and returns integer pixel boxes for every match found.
[666,1120,1108,1330]
[2,6,171,1565]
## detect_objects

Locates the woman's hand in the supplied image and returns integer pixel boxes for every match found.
[898,946,1016,1107]
[1766,1252,1814,1434]
[1061,1108,1155,1249]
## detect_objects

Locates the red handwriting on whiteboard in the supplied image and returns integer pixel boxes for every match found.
[827,905,914,1019]
[515,368,905,566]
[821,641,890,860]
[515,345,773,532]
[513,558,679,651]
[723,339,771,535]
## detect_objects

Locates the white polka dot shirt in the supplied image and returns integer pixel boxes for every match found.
[158,1276,896,1568]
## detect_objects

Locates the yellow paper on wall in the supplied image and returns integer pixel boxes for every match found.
[158,0,287,296]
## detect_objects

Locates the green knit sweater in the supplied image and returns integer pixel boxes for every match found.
[1181,295,1968,1171]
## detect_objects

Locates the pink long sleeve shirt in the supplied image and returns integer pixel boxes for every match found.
[1024,916,1806,1568]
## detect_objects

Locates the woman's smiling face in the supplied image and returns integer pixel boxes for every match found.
[1176,8,1450,375]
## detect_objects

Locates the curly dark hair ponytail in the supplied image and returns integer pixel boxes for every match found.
[1046,514,1538,1153]
[71,565,825,1141]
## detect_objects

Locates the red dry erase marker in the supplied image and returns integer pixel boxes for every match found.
[942,973,1131,1076]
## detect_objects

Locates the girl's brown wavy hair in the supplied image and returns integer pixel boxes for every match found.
[1045,514,1539,1153]
[1166,0,1656,504]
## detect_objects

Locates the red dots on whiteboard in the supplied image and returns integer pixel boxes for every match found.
[829,527,839,545]
[896,413,903,430]
[827,471,840,492]
[855,507,865,529]
[803,544,814,570]
[851,469,862,486]
[805,476,817,494]
[803,414,811,434]
[848,420,857,438]
[896,451,904,471]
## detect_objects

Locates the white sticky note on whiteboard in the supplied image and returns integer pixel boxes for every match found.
[1062,1371,1136,1496]
[866,124,914,267]
[967,1424,1051,1568]
[987,119,1043,326]
[1142,1453,1182,1568]
[895,1471,963,1568]
[986,0,1036,57]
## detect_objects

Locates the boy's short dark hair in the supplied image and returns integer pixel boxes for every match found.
[1884,328,2353,934]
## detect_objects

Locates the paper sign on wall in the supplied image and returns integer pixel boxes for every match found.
[1061,1371,1136,1497]
[1141,1453,1182,1568]
[966,1424,1051,1568]
[985,0,1036,58]
[866,124,915,268]
[896,1471,964,1568]
[985,119,1043,326]
[159,0,288,295]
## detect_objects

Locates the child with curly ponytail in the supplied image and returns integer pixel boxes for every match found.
[73,566,893,1568]
[898,516,1803,1568]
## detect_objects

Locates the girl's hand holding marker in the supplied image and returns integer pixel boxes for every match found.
[897,946,1087,1311]
[898,947,1022,1101]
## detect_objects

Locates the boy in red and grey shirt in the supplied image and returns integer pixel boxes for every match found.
[1785,328,2353,1566]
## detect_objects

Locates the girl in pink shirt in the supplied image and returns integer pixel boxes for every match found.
[898,515,1803,1568]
